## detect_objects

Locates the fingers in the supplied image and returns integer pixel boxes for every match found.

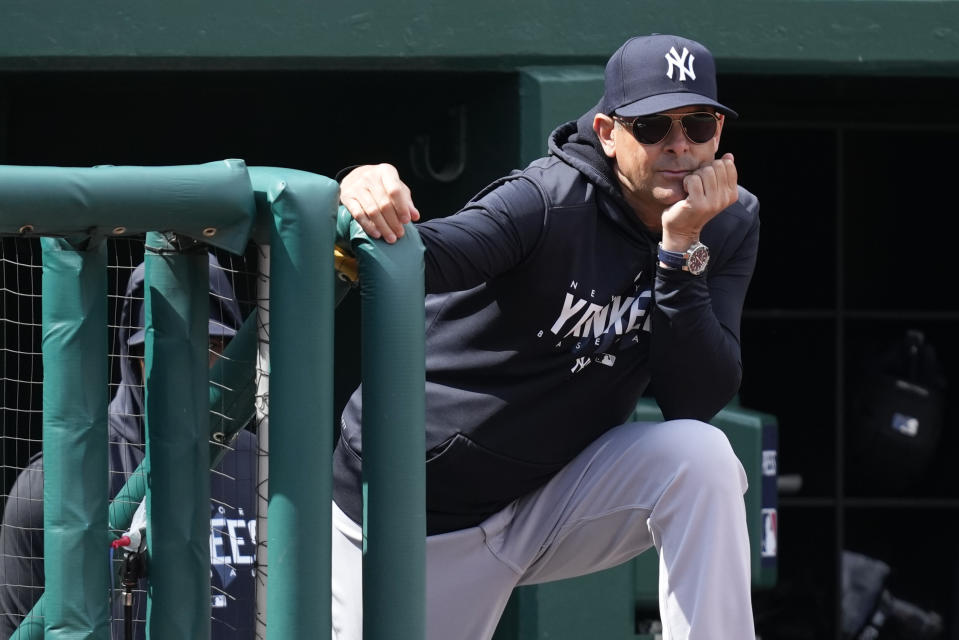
[711,153,737,202]
[663,154,740,241]
[339,164,419,243]
[686,155,738,213]
[380,167,421,226]
[721,153,738,197]
[683,171,705,204]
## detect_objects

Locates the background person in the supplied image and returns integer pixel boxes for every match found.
[0,254,257,640]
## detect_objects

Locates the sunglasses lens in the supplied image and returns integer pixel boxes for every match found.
[624,113,718,144]
[681,113,718,143]
[631,116,673,144]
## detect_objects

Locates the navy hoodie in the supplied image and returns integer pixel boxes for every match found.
[333,106,760,535]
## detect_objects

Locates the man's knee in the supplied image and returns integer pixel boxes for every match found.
[602,419,747,497]
[662,419,747,495]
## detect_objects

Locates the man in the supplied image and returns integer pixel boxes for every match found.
[334,34,759,639]
[0,254,257,640]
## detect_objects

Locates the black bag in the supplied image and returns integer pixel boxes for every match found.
[841,550,943,639]
[848,330,947,495]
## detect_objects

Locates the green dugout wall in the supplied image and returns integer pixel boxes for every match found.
[1,1,959,75]
[3,2,959,637]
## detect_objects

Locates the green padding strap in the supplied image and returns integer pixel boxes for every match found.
[143,233,211,640]
[248,166,337,640]
[336,205,427,640]
[39,237,111,640]
[0,160,255,254]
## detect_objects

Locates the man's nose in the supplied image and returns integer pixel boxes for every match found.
[660,119,690,152]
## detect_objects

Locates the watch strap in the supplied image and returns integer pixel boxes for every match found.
[657,243,686,269]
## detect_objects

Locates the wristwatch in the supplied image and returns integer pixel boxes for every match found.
[657,241,710,275]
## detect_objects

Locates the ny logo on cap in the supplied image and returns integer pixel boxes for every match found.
[664,46,696,82]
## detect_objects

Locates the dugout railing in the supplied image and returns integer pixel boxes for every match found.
[0,160,426,639]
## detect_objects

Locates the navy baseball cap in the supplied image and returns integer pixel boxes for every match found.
[600,34,737,119]
[127,253,242,347]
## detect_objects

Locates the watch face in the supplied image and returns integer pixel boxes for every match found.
[686,244,710,275]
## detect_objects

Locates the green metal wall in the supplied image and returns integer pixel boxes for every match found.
[2,1,959,75]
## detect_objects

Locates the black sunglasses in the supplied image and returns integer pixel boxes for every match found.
[612,112,720,145]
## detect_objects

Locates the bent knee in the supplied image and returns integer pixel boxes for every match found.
[661,419,747,494]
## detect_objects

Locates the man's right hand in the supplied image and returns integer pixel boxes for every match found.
[659,153,738,252]
[339,164,420,244]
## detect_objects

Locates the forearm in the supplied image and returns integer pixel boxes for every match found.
[419,212,525,292]
[418,178,546,293]
[650,268,742,421]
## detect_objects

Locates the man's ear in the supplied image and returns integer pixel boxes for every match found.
[593,114,617,158]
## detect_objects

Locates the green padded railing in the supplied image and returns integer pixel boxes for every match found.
[0,161,426,639]
[0,160,254,254]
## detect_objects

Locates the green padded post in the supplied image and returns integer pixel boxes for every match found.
[335,205,427,640]
[40,236,110,640]
[248,167,337,639]
[142,232,211,640]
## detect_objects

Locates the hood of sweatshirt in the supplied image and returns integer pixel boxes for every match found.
[106,253,243,497]
[547,102,658,246]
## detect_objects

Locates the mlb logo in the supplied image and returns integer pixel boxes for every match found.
[596,353,616,367]
[761,508,777,558]
[212,594,228,609]
[891,412,919,437]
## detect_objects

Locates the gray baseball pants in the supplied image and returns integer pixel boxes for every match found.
[331,419,756,640]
